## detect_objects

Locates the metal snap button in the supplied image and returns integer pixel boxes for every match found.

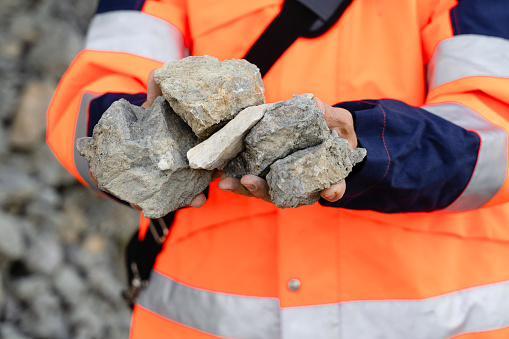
[288,279,301,291]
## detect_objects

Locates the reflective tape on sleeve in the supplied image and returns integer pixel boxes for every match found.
[75,92,101,190]
[138,271,509,339]
[85,10,185,62]
[428,34,509,90]
[423,103,507,211]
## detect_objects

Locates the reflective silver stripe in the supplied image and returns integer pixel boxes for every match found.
[338,279,509,339]
[423,103,507,211]
[75,92,100,190]
[428,34,509,90]
[137,271,281,339]
[85,10,185,62]
[139,271,509,338]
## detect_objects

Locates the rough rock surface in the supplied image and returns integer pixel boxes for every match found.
[267,132,367,208]
[187,103,272,170]
[154,55,265,139]
[76,96,212,218]
[225,94,331,178]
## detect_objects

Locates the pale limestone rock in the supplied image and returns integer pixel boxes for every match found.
[154,55,265,139]
[187,103,273,170]
[76,96,211,218]
[267,132,367,208]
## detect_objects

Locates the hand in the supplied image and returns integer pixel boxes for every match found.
[218,97,357,204]
[141,70,162,109]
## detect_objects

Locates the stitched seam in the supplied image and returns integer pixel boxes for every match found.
[342,101,391,205]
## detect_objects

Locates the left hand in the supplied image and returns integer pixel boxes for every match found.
[218,97,356,203]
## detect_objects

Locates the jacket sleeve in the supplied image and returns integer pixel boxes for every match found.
[322,0,509,213]
[46,0,188,190]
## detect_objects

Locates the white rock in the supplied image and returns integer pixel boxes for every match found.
[187,103,272,170]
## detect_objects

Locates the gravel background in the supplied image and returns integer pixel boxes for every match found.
[0,1,141,338]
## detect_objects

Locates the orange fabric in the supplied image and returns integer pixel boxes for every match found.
[131,306,219,339]
[452,326,509,339]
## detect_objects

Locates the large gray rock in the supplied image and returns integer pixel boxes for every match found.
[0,212,26,262]
[267,133,366,208]
[187,103,272,170]
[76,96,211,218]
[154,56,265,139]
[225,94,330,178]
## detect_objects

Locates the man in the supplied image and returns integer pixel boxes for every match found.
[47,0,509,338]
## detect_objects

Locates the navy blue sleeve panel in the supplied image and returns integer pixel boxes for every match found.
[96,0,146,13]
[320,99,480,213]
[450,0,509,40]
[88,92,147,137]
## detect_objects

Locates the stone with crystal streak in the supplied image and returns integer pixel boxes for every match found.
[267,132,367,208]
[187,103,273,170]
[76,96,211,218]
[225,94,331,178]
[154,55,265,139]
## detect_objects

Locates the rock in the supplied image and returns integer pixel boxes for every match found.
[88,268,124,300]
[0,122,7,155]
[0,272,4,317]
[20,292,69,339]
[26,20,83,78]
[77,96,212,218]
[267,133,367,208]
[0,212,26,261]
[34,144,77,187]
[12,276,50,303]
[0,164,40,211]
[225,94,331,178]
[187,103,272,170]
[53,265,87,303]
[155,56,265,139]
[24,231,64,275]
[9,80,57,151]
[0,75,20,121]
[0,323,32,339]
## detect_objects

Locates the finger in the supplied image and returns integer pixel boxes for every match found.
[129,203,143,211]
[314,97,357,149]
[89,168,98,186]
[218,175,254,197]
[141,70,162,108]
[211,170,224,181]
[313,97,325,113]
[320,180,346,202]
[189,192,207,208]
[240,174,272,203]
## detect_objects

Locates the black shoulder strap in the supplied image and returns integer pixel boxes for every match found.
[244,0,353,77]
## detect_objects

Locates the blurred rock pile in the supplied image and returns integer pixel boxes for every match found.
[0,1,140,338]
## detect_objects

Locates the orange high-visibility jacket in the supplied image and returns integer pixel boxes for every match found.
[47,0,509,338]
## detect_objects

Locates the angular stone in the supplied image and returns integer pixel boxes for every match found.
[9,80,57,151]
[225,94,330,178]
[76,96,212,218]
[267,133,367,208]
[187,103,272,170]
[154,55,265,139]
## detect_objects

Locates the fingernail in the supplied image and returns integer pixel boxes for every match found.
[244,184,255,191]
[324,193,336,199]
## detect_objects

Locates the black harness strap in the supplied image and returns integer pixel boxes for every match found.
[244,0,353,77]
[123,0,353,307]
